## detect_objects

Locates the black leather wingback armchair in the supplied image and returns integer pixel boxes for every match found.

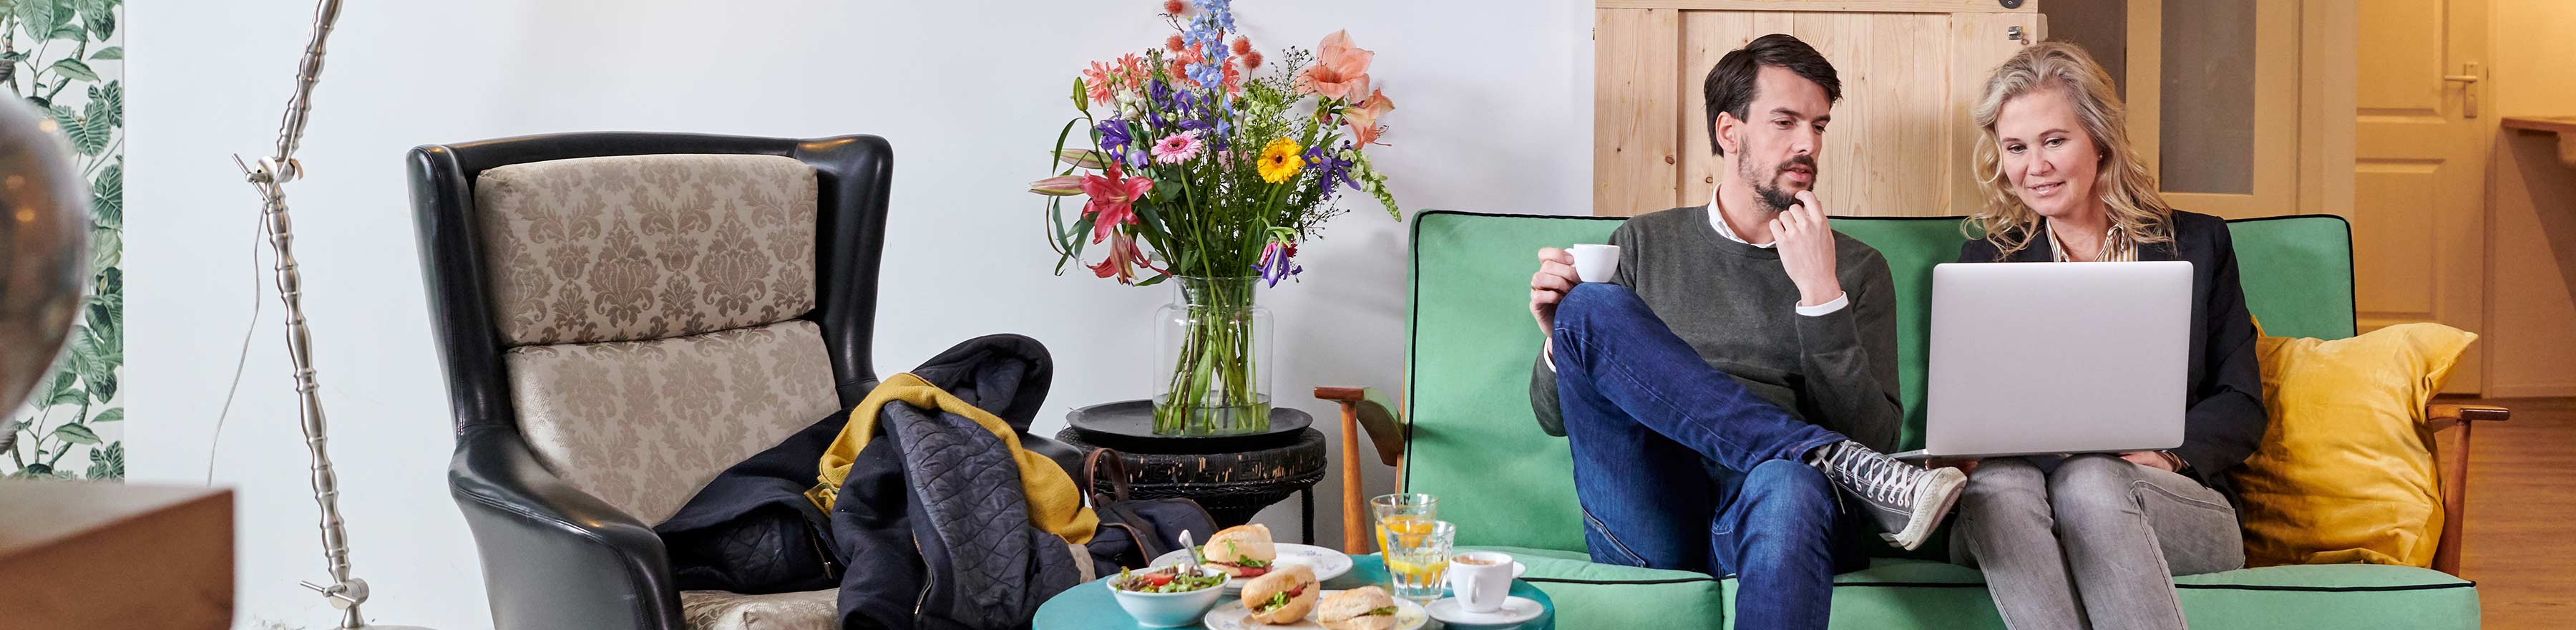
[409,132,1080,630]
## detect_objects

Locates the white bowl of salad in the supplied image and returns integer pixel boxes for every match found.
[1109,566,1229,628]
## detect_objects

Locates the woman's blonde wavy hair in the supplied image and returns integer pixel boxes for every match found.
[1966,42,2172,259]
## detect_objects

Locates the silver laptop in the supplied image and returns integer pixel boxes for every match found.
[1907,261,2193,459]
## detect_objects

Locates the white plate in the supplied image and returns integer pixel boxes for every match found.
[1425,596,1543,627]
[1201,590,1429,630]
[1150,543,1354,592]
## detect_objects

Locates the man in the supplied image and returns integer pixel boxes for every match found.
[1527,34,1966,628]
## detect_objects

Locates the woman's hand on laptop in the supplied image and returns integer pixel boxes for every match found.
[1771,190,1843,308]
[2118,451,2180,472]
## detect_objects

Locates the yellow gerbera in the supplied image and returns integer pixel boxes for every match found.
[1256,137,1305,183]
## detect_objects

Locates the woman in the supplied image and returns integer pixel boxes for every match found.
[1948,42,2265,630]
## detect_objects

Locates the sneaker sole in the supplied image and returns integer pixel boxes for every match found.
[1875,467,1966,551]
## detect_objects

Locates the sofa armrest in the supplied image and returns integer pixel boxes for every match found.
[2426,403,2509,430]
[1315,386,1405,554]
[2426,403,2507,577]
[451,425,683,630]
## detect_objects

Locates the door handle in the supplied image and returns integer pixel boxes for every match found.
[2446,62,2482,118]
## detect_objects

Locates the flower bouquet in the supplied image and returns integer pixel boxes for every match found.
[1032,0,1400,435]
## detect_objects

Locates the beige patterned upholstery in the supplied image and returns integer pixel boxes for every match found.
[680,588,838,630]
[476,153,820,346]
[506,319,843,524]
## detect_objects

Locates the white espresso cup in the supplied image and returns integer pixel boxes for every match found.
[1445,551,1523,614]
[1569,243,1621,284]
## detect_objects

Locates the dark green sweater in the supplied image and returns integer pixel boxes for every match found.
[1529,205,1905,452]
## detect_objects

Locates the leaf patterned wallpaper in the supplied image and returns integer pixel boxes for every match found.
[2,0,122,480]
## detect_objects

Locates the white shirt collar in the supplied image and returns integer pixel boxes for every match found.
[1707,188,1777,249]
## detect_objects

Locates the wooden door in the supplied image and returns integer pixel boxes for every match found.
[2119,0,2306,220]
[1594,1,2041,217]
[2353,0,2489,391]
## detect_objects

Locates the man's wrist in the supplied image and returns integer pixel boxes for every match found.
[1796,281,1843,308]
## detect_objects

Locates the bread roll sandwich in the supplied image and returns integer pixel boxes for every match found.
[1239,564,1317,624]
[1317,586,1401,630]
[1201,523,1279,578]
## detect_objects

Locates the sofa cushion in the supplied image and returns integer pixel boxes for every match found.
[506,319,842,523]
[2236,323,2477,568]
[680,588,837,630]
[1710,558,2477,629]
[1469,546,1727,629]
[476,153,820,346]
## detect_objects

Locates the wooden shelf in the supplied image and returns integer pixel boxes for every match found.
[0,480,233,629]
[2502,116,2576,168]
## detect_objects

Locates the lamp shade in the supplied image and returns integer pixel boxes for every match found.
[0,96,91,415]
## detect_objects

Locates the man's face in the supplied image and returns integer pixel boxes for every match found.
[1726,65,1833,213]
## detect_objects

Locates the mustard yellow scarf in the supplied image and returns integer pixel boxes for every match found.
[805,373,1098,544]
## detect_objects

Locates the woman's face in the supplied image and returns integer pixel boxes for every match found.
[1993,88,2102,221]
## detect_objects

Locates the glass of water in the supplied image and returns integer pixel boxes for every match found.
[1370,493,1438,555]
[1381,519,1456,604]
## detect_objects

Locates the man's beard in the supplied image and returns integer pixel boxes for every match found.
[1737,153,1818,213]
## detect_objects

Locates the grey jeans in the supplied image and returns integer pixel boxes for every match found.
[1950,454,2245,630]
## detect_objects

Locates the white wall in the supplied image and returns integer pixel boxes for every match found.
[127,1,1593,627]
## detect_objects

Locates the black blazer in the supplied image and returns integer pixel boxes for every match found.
[1957,210,2267,500]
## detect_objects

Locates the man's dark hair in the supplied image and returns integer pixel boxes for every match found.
[1704,34,1842,158]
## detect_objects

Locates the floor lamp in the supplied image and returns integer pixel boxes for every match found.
[234,1,429,629]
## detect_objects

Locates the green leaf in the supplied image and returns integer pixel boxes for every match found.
[88,226,117,273]
[70,110,107,155]
[87,46,119,61]
[79,0,110,39]
[48,59,97,83]
[89,163,118,228]
[84,441,120,479]
[16,0,57,37]
[48,23,79,40]
[45,376,84,406]
[51,422,98,445]
[89,407,119,423]
[84,80,117,127]
[44,104,74,137]
[79,326,113,402]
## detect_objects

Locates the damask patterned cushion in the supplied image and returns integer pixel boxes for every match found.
[679,588,837,630]
[476,153,819,346]
[506,319,842,524]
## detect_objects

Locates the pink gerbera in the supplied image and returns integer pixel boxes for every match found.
[1150,132,1204,165]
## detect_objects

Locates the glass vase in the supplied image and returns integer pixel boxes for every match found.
[1152,276,1273,435]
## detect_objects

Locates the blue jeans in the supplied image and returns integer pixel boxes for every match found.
[1551,283,1864,629]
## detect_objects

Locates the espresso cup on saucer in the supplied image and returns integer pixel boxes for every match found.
[1445,551,1523,614]
[1569,244,1620,283]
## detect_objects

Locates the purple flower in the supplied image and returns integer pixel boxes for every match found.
[1252,241,1302,287]
[1096,119,1147,168]
[1305,143,1357,198]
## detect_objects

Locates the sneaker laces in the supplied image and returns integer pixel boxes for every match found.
[1818,442,1923,506]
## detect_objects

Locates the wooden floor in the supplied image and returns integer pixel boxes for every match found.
[2447,397,2576,629]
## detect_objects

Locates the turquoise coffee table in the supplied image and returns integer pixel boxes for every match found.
[1035,553,1557,629]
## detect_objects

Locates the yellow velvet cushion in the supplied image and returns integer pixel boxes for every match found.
[2233,323,2476,568]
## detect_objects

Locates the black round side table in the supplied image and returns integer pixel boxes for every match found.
[1055,400,1330,543]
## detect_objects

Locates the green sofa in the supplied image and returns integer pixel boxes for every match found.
[1387,210,2480,629]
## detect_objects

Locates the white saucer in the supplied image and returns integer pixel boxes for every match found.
[1425,596,1543,626]
[1200,590,1429,630]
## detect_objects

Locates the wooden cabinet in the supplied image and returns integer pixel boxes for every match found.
[1593,0,2042,217]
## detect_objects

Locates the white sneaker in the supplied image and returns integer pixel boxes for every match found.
[1808,440,1966,551]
